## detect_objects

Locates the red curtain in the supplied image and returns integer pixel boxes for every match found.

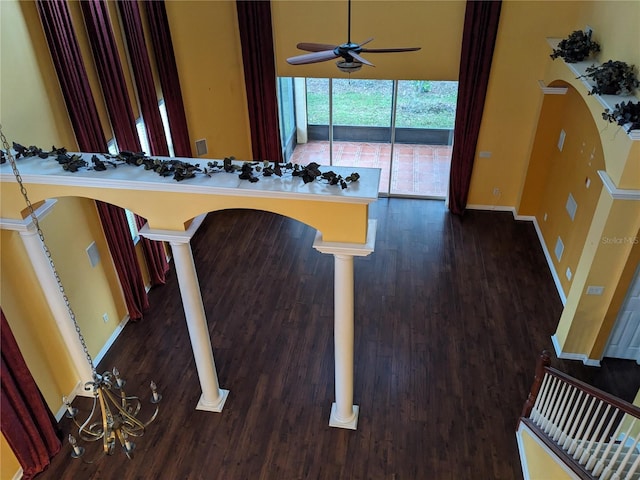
[1,309,61,479]
[117,0,170,285]
[81,0,163,312]
[144,0,192,157]
[36,0,149,320]
[236,0,283,165]
[96,202,149,319]
[448,0,502,215]
[117,0,169,157]
[36,0,105,152]
[80,0,141,153]
[135,215,169,286]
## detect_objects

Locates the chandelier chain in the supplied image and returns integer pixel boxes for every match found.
[0,124,96,374]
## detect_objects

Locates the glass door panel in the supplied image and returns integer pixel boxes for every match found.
[331,79,393,193]
[391,81,457,198]
[277,77,296,161]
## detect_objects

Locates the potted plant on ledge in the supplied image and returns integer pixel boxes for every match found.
[580,60,640,96]
[603,101,640,132]
[550,30,600,63]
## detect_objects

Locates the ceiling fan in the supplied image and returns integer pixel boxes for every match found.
[286,0,421,73]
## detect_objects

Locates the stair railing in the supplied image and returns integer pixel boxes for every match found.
[519,351,640,480]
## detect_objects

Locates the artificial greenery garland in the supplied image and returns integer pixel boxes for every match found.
[0,143,360,189]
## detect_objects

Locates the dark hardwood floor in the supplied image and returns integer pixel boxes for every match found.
[38,198,640,480]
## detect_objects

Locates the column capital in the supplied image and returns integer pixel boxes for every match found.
[139,213,207,244]
[0,199,57,233]
[313,219,377,257]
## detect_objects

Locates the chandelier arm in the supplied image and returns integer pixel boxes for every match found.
[102,388,147,433]
[74,395,100,437]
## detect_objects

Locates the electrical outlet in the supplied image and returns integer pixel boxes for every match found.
[102,313,109,323]
[492,187,501,197]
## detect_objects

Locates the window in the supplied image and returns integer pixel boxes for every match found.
[158,100,175,157]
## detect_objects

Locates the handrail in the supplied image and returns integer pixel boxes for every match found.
[519,351,640,480]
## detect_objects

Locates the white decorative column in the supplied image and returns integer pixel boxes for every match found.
[313,219,377,430]
[0,200,94,393]
[139,215,229,412]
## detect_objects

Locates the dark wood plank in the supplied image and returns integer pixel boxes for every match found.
[36,199,640,480]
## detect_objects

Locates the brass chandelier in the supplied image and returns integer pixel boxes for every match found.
[0,125,161,462]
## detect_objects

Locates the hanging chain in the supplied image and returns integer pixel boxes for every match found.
[0,124,96,374]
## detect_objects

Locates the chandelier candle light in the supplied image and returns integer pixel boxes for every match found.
[0,125,161,462]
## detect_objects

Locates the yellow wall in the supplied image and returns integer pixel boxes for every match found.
[1,433,21,480]
[164,0,252,160]
[528,85,605,298]
[467,1,583,207]
[0,0,77,149]
[519,427,574,480]
[272,1,465,80]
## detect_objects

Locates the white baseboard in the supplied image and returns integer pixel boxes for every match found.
[466,205,567,306]
[551,334,601,366]
[93,315,130,366]
[12,467,23,480]
[529,217,567,306]
[466,204,516,213]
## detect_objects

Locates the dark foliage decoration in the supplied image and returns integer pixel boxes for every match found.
[2,143,360,189]
[602,101,640,132]
[550,30,600,63]
[580,60,640,96]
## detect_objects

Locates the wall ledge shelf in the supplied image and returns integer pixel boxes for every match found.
[547,38,640,141]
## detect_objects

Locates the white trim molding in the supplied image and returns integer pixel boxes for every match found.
[537,80,568,95]
[139,212,207,243]
[597,171,640,200]
[551,334,601,366]
[313,219,377,256]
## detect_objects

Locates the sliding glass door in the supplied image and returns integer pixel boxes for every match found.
[283,77,457,199]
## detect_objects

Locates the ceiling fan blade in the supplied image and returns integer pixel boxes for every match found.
[296,42,339,52]
[348,51,375,67]
[286,50,340,65]
[360,47,421,53]
[358,38,374,47]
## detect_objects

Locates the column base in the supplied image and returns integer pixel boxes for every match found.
[196,389,229,413]
[329,403,359,430]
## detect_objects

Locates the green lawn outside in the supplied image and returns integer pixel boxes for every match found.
[306,79,458,129]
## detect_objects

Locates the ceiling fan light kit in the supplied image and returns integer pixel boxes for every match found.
[286,0,420,73]
[336,60,363,73]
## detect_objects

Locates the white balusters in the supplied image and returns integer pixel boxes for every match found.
[569,396,598,456]
[563,391,587,450]
[553,384,577,442]
[586,409,622,471]
[579,404,612,465]
[531,373,552,423]
[548,383,570,438]
[524,367,640,480]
